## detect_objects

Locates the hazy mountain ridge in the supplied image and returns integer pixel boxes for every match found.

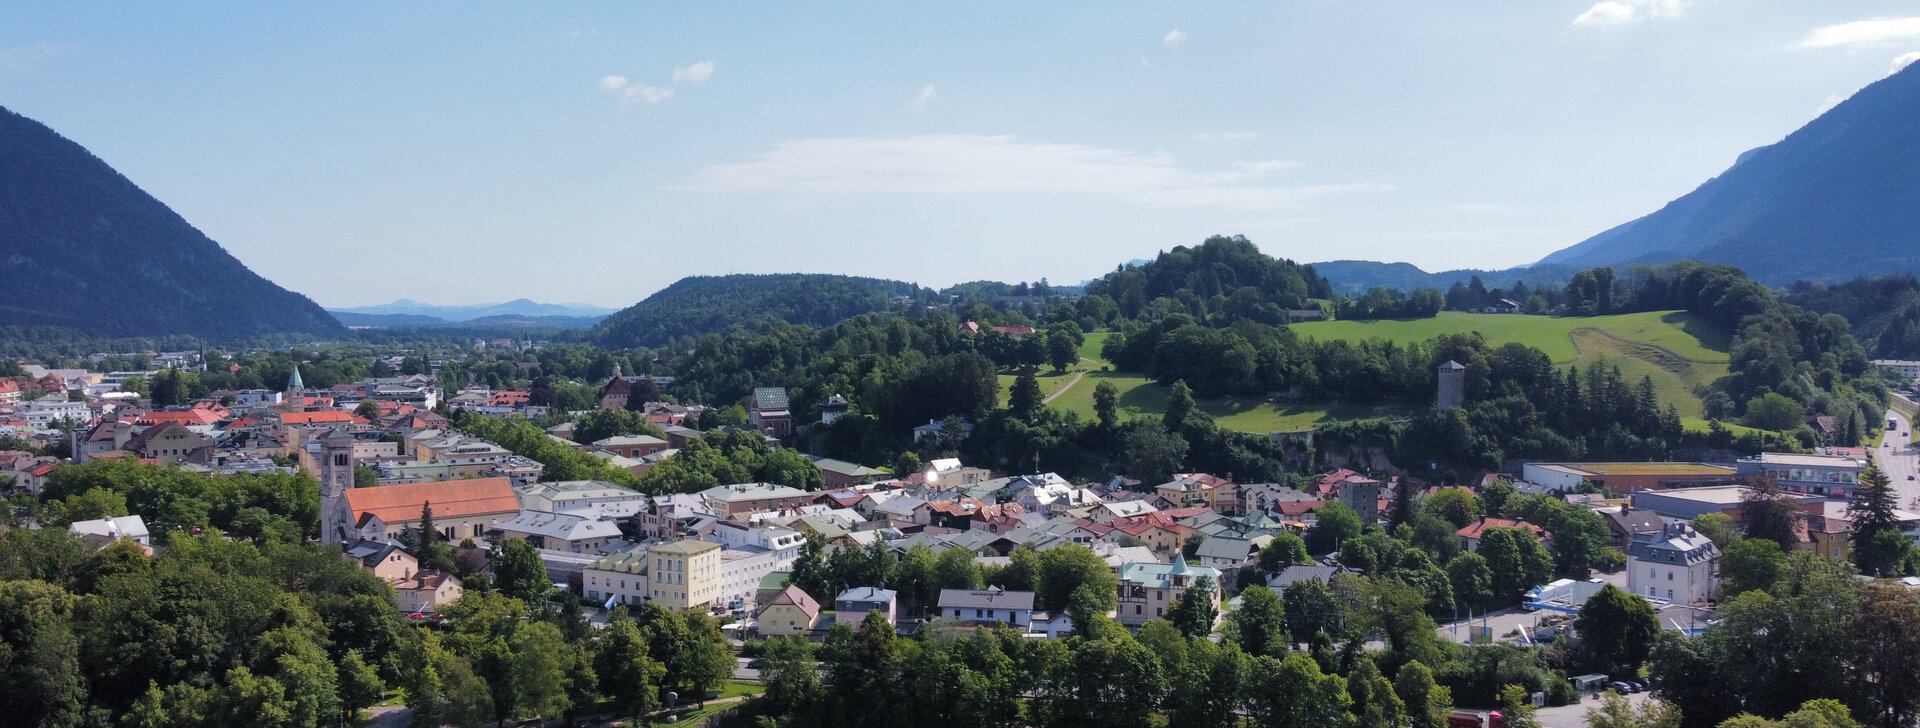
[330,298,616,321]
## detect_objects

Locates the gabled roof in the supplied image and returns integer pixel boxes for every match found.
[343,478,519,524]
[752,387,790,410]
[762,585,821,618]
[281,410,357,426]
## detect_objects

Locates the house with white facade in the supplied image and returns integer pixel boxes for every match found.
[1627,521,1719,606]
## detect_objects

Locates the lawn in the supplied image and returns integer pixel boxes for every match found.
[1041,310,1735,433]
[1290,310,1728,364]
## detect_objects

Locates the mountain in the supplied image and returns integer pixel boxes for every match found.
[593,274,926,348]
[0,107,343,338]
[329,298,615,322]
[1536,63,1920,284]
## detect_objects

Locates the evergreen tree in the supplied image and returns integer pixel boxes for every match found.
[1168,574,1219,639]
[1741,477,1802,550]
[1008,366,1044,422]
[1850,462,1906,576]
[1164,379,1196,432]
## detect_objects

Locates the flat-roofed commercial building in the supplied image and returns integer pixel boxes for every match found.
[1737,452,1865,499]
[1630,485,1823,521]
[1522,462,1739,493]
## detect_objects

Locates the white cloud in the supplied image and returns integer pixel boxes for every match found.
[1894,51,1920,74]
[1815,93,1849,115]
[1799,17,1920,49]
[1572,0,1687,28]
[680,134,1386,210]
[0,43,76,72]
[1163,29,1187,47]
[601,62,711,107]
[672,61,714,85]
[907,84,938,111]
[625,85,674,104]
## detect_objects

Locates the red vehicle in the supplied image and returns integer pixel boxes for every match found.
[1448,711,1507,728]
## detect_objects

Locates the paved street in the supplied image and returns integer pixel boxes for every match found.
[1880,406,1920,508]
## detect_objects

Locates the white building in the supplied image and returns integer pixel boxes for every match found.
[1627,522,1719,606]
[20,398,90,428]
[583,548,649,607]
[68,515,150,546]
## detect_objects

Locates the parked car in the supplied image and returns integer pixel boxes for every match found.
[1609,682,1633,694]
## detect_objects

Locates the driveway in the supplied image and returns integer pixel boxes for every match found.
[1536,691,1655,728]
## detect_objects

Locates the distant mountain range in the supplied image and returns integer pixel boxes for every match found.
[0,106,342,338]
[329,311,606,329]
[1322,62,1920,292]
[328,298,616,322]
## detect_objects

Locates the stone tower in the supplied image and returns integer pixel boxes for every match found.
[1436,360,1466,409]
[318,428,357,546]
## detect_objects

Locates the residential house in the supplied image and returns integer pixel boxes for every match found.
[394,571,464,615]
[592,434,670,459]
[128,421,215,465]
[810,456,888,489]
[938,587,1036,627]
[343,540,419,581]
[700,482,816,518]
[1193,535,1257,574]
[835,587,898,626]
[1115,559,1223,628]
[1627,522,1719,606]
[583,548,649,607]
[757,585,823,636]
[488,511,627,554]
[647,539,724,612]
[1457,517,1551,552]
[1153,473,1238,513]
[68,515,151,547]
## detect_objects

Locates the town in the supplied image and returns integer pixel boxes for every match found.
[8,5,1920,728]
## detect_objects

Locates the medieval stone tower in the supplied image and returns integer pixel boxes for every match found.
[1436,360,1466,409]
[319,428,357,546]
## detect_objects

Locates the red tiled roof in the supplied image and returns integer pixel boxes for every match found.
[1276,500,1324,517]
[1456,517,1550,542]
[136,410,223,427]
[991,325,1036,336]
[281,411,356,426]
[344,477,519,525]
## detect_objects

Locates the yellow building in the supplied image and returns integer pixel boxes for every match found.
[756,585,822,637]
[648,539,724,612]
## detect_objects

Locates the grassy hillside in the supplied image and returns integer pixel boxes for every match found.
[1044,310,1736,435]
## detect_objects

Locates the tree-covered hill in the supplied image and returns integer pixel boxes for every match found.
[592,273,927,348]
[0,107,343,339]
[1082,235,1334,324]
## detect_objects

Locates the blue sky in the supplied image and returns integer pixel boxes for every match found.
[4,3,1919,307]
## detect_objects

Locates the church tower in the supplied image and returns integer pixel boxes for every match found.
[286,364,306,399]
[318,428,357,546]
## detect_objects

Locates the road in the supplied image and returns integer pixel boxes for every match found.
[1043,370,1086,405]
[1880,407,1920,508]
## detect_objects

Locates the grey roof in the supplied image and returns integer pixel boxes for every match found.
[753,387,790,410]
[1439,360,1466,371]
[1628,524,1718,565]
[1266,564,1345,589]
[938,587,1035,611]
[835,587,897,604]
[1193,535,1255,561]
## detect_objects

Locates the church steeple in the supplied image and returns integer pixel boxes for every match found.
[286,365,305,394]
